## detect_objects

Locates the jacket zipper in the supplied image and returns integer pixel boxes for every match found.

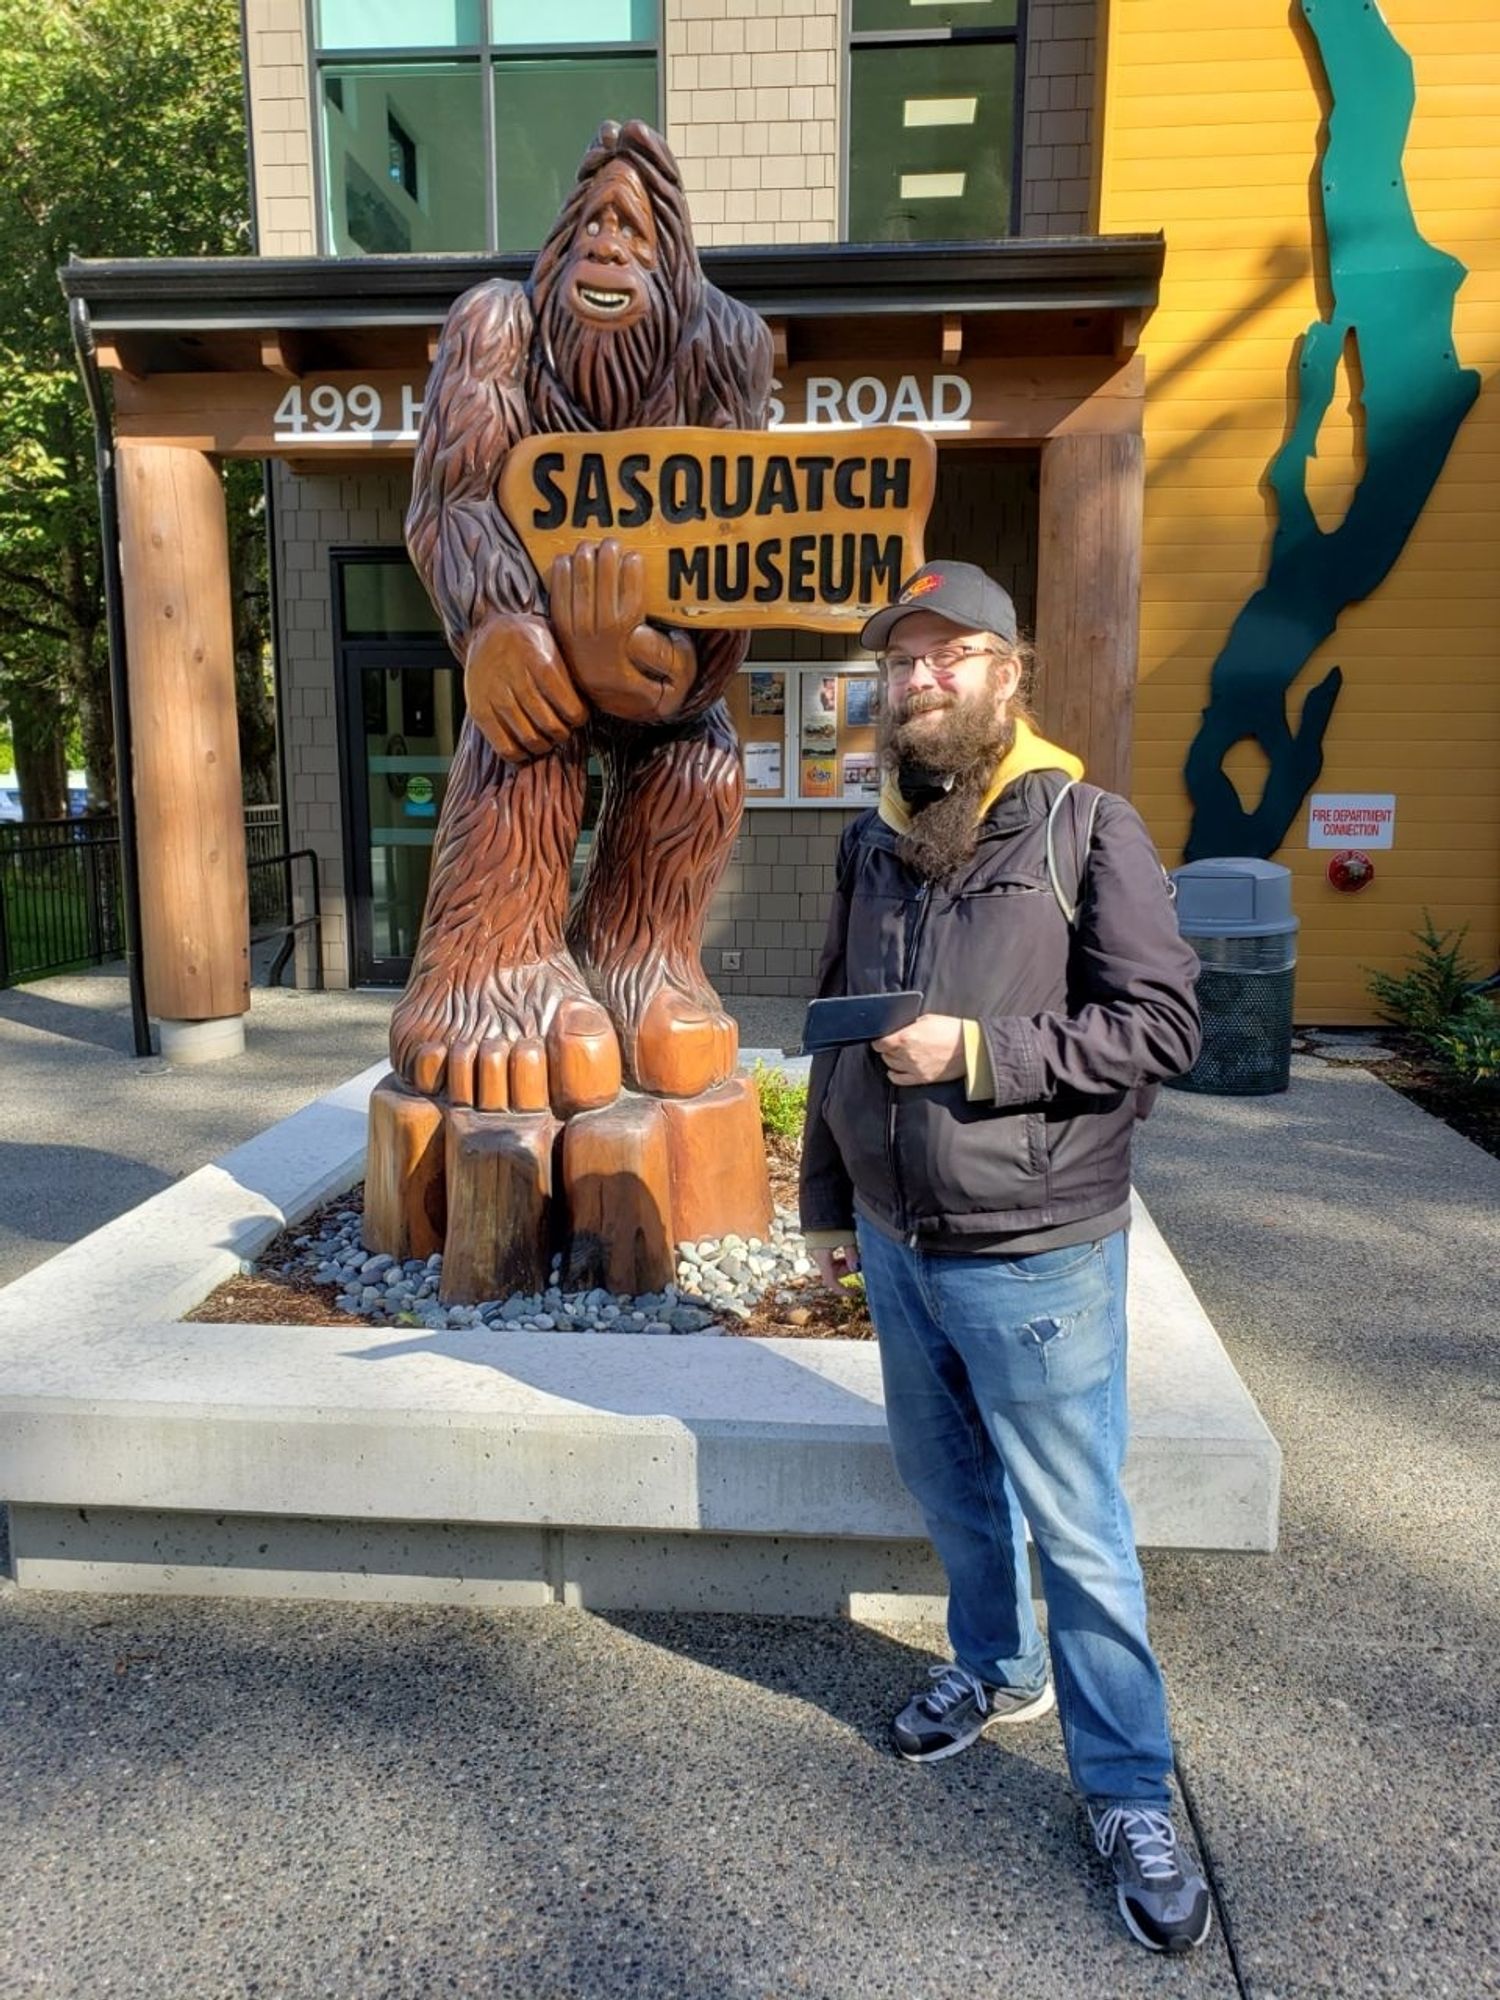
[890,881,930,1244]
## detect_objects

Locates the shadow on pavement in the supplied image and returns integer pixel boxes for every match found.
[0,981,139,1055]
[0,1594,1233,1999]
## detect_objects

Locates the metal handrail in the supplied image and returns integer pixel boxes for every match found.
[1,824,322,999]
[248,846,323,992]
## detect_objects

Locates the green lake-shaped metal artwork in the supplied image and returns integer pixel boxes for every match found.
[1182,0,1480,860]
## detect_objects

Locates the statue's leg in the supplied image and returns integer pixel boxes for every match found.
[570,701,743,1098]
[390,716,621,1114]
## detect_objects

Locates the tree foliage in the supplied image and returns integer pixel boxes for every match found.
[0,0,264,813]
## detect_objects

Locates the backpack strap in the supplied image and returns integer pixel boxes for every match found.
[1044,776,1103,927]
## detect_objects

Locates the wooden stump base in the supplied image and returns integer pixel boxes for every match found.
[362,1075,446,1261]
[361,1070,777,1306]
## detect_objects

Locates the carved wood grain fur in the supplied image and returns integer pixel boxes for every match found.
[397,119,772,1107]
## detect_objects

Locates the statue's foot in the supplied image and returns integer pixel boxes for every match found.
[391,955,621,1116]
[622,981,740,1099]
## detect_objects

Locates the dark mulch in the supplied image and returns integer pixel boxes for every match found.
[1358,1032,1500,1162]
[184,1186,366,1327]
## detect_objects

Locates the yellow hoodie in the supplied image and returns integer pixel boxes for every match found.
[802,718,1085,1252]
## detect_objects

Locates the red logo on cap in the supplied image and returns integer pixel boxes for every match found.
[900,573,943,603]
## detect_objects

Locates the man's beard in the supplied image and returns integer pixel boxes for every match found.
[877,668,1014,882]
[539,286,673,429]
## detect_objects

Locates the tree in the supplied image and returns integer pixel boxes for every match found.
[0,0,267,816]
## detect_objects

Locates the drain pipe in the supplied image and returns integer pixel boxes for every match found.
[69,293,152,1059]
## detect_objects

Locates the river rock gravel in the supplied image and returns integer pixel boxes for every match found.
[262,1204,823,1336]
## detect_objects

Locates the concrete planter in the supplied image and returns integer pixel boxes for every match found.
[0,1061,1279,1613]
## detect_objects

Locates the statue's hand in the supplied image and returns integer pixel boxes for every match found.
[551,540,695,725]
[464,611,588,764]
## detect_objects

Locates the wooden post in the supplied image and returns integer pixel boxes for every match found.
[116,444,250,1041]
[1033,432,1144,798]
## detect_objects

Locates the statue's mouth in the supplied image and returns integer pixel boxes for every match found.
[572,277,643,326]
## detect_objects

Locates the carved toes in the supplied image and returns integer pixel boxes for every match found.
[630,988,738,1099]
[547,998,624,1117]
[411,1042,447,1096]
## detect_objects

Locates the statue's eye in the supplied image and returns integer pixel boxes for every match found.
[586,221,600,237]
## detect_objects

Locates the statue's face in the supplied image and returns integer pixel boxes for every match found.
[566,159,660,332]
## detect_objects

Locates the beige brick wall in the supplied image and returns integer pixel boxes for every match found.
[1019,0,1099,235]
[664,0,840,247]
[244,0,317,253]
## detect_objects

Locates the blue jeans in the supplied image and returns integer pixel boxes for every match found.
[857,1219,1173,1806]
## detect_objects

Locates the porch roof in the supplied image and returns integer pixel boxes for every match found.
[60,236,1164,379]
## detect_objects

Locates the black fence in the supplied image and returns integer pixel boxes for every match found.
[0,804,314,989]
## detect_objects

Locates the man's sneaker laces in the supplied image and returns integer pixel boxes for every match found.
[1090,1805,1213,1955]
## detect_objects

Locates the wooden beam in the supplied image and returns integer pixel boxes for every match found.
[94,337,146,382]
[115,444,250,1025]
[769,317,789,370]
[1033,431,1144,798]
[941,313,963,366]
[1113,308,1145,354]
[258,330,304,378]
[111,355,1145,457]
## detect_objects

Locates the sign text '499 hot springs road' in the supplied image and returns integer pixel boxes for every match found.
[498,426,936,633]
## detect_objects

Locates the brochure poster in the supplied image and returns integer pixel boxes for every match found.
[842,752,880,799]
[748,671,785,717]
[744,740,783,793]
[842,676,877,727]
[800,675,837,752]
[801,754,838,799]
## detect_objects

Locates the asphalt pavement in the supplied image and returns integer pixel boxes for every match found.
[1,973,1497,1998]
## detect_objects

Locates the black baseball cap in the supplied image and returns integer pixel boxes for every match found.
[860,560,1019,653]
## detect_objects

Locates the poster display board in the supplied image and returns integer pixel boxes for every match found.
[728,666,882,804]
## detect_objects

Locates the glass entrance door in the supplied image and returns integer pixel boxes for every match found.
[335,555,463,986]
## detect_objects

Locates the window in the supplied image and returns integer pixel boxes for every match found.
[387,111,418,199]
[314,2,660,255]
[847,0,1021,243]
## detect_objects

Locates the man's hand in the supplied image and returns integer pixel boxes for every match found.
[465,611,588,764]
[813,1243,861,1288]
[873,1012,968,1086]
[550,540,696,724]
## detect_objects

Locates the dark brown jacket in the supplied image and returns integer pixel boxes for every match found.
[799,749,1201,1251]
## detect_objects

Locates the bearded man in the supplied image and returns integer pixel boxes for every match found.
[798,562,1211,1956]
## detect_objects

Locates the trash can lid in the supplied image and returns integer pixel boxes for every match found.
[1169,857,1299,937]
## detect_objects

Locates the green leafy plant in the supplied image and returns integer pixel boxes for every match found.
[751,1060,809,1142]
[1427,1001,1500,1088]
[1367,914,1485,1037]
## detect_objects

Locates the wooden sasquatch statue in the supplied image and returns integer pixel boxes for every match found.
[397,121,772,1117]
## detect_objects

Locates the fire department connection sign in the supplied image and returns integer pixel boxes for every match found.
[1307,794,1397,849]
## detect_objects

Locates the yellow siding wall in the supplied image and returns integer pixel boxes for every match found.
[1097,0,1500,1021]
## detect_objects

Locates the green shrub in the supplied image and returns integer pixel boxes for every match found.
[1428,1001,1500,1088]
[751,1060,809,1141]
[1367,914,1485,1037]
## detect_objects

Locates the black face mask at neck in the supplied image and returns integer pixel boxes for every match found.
[896,762,957,814]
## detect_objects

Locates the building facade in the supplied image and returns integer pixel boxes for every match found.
[72,2,1499,1034]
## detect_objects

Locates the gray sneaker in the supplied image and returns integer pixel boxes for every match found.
[890,1662,1055,1762]
[1088,1804,1213,1954]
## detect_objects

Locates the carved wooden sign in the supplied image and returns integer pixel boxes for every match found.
[498,425,936,631]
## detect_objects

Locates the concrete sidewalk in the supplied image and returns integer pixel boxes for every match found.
[1,971,1497,1997]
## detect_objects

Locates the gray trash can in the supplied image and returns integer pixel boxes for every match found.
[1166,858,1298,1096]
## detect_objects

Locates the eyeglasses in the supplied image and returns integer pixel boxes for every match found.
[877,643,1000,682]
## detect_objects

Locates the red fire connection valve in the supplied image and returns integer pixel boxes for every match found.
[1327,849,1375,893]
